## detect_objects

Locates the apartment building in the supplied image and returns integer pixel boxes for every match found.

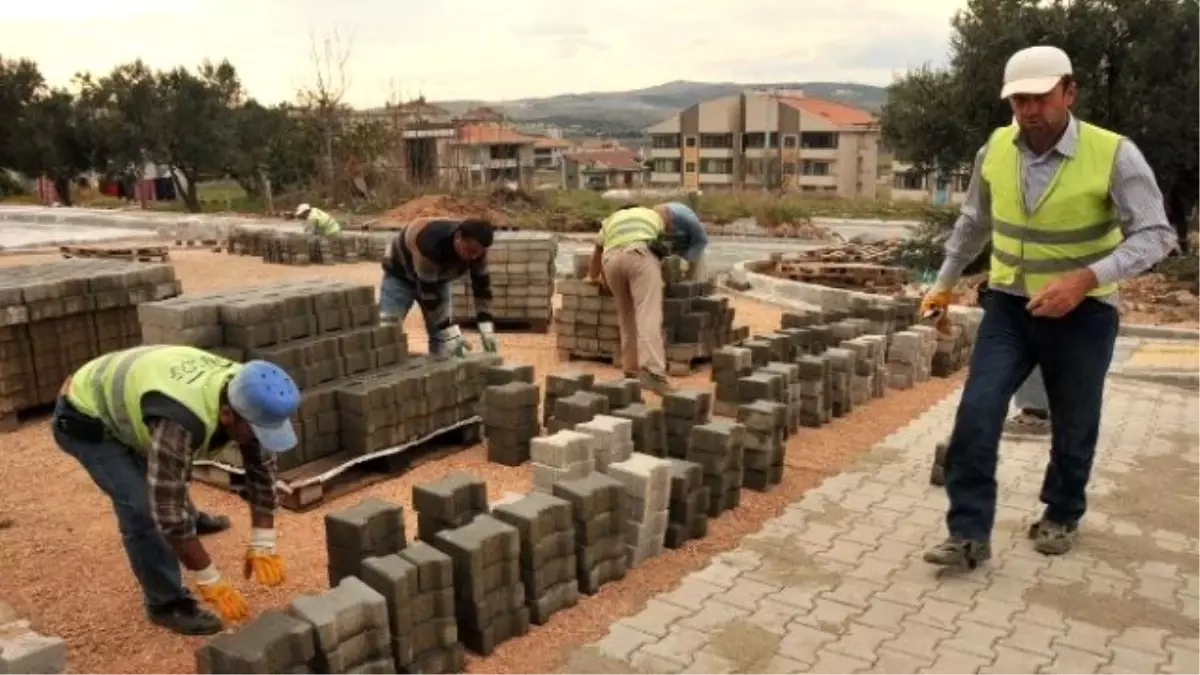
[645,90,889,198]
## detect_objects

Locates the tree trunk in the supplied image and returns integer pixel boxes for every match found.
[52,174,73,207]
[322,114,336,203]
[173,169,202,213]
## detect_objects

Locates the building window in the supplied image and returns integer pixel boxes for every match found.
[895,171,925,190]
[699,134,733,149]
[700,158,732,174]
[742,133,766,149]
[653,158,681,173]
[651,134,681,149]
[685,136,696,147]
[801,132,838,149]
[685,162,696,173]
[783,135,797,148]
[801,160,831,176]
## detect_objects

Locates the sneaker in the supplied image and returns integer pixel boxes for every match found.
[637,368,674,395]
[622,371,638,380]
[923,536,992,569]
[195,511,231,537]
[1005,410,1051,435]
[1028,518,1078,555]
[148,598,223,636]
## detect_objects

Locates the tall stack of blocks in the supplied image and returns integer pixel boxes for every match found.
[548,389,608,433]
[661,389,712,459]
[358,552,454,674]
[531,430,595,492]
[325,498,408,586]
[606,453,671,567]
[885,330,927,390]
[574,414,634,472]
[451,233,557,328]
[196,610,319,674]
[795,356,829,427]
[552,473,628,594]
[288,576,395,674]
[687,421,746,516]
[664,459,709,548]
[395,543,464,673]
[491,492,580,624]
[413,472,489,542]
[711,346,754,417]
[738,400,788,491]
[430,515,530,655]
[609,403,666,457]
[762,362,801,434]
[483,381,541,466]
[542,372,594,427]
[554,278,620,360]
[823,347,855,416]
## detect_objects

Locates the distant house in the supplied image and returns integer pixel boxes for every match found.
[453,123,539,188]
[561,149,648,190]
[533,137,571,169]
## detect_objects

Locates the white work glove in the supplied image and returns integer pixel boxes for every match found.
[434,324,468,358]
[478,321,499,353]
[678,259,691,276]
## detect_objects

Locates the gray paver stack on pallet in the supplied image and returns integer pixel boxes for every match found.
[687,420,746,516]
[325,498,408,586]
[483,381,540,466]
[226,228,390,265]
[605,453,671,568]
[552,472,628,594]
[413,472,489,542]
[490,492,580,625]
[289,576,396,674]
[450,233,557,330]
[0,260,181,427]
[661,389,712,459]
[530,430,595,492]
[430,515,530,656]
[664,458,709,548]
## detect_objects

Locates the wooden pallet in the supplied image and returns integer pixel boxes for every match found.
[192,420,481,512]
[0,401,56,433]
[60,245,169,262]
[453,315,552,334]
[556,350,617,366]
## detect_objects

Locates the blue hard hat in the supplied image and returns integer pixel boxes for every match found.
[227,360,301,453]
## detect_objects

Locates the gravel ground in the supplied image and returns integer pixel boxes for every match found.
[0,250,964,674]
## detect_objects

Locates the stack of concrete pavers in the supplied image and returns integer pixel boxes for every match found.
[431,515,530,655]
[795,355,830,427]
[552,473,628,594]
[859,334,890,398]
[0,600,66,674]
[738,400,788,491]
[451,233,557,328]
[822,347,855,416]
[661,389,712,459]
[491,492,580,625]
[325,498,408,586]
[608,402,666,456]
[664,458,709,548]
[885,330,926,390]
[413,472,489,543]
[0,260,180,424]
[840,336,879,404]
[344,548,465,675]
[554,278,621,361]
[247,323,408,391]
[762,361,801,433]
[738,370,784,418]
[547,389,608,433]
[483,381,541,466]
[589,377,641,411]
[483,363,535,387]
[288,576,395,674]
[574,414,634,472]
[196,611,319,674]
[687,420,746,516]
[711,346,754,417]
[932,324,969,377]
[606,453,671,567]
[542,371,594,427]
[531,430,595,492]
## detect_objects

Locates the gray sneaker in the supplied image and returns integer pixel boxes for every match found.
[1028,519,1078,555]
[638,368,674,395]
[923,536,992,569]
[1005,410,1051,435]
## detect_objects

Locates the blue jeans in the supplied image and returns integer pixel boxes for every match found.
[379,273,451,353]
[51,397,190,612]
[1014,366,1048,411]
[945,290,1119,540]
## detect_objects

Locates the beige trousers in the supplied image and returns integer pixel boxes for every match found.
[686,251,708,281]
[603,245,666,376]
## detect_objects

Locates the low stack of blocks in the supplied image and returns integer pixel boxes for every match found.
[609,403,666,457]
[228,229,389,264]
[552,473,628,594]
[483,381,541,466]
[589,377,641,412]
[196,610,319,673]
[738,400,788,491]
[288,577,395,674]
[553,278,621,360]
[687,421,746,516]
[393,543,464,673]
[548,389,608,433]
[795,355,831,427]
[574,414,634,472]
[450,233,557,328]
[664,459,709,548]
[542,372,594,427]
[711,345,754,417]
[661,389,712,459]
[324,498,408,586]
[822,347,855,416]
[531,430,595,492]
[491,492,580,625]
[606,453,671,567]
[413,472,489,542]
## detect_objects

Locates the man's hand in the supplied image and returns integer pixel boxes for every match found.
[434,324,468,358]
[194,566,250,622]
[583,274,609,292]
[1027,268,1097,318]
[478,321,499,353]
[919,285,955,334]
[243,528,286,587]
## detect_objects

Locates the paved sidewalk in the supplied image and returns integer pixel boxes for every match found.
[565,376,1199,674]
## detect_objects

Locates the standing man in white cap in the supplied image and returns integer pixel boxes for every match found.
[920,45,1176,568]
[295,203,342,237]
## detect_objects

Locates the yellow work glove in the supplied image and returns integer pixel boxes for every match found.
[243,528,286,587]
[920,284,954,335]
[194,566,250,622]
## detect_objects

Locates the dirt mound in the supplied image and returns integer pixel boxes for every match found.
[379,194,513,229]
[1121,273,1199,326]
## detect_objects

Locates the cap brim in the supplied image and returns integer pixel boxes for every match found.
[1001,76,1061,99]
[251,418,297,454]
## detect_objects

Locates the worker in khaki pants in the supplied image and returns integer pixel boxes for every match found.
[585,205,673,395]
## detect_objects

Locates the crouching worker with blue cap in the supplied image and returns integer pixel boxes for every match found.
[52,346,301,636]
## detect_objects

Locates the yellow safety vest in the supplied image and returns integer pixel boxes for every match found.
[982,121,1123,297]
[600,207,663,251]
[308,208,342,236]
[67,345,241,457]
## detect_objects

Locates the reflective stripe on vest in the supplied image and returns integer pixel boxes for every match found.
[67,345,240,456]
[982,121,1123,297]
[309,208,341,235]
[601,207,662,250]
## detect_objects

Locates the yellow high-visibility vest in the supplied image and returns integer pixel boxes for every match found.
[600,207,663,250]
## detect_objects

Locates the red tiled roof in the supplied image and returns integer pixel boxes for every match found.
[534,137,571,149]
[565,149,643,171]
[780,96,877,127]
[455,123,538,145]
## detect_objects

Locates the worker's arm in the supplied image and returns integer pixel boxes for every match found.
[145,418,211,571]
[467,253,495,323]
[677,209,708,262]
[238,439,278,531]
[587,218,608,281]
[935,145,993,289]
[1087,139,1179,286]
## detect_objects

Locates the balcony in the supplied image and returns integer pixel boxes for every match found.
[650,172,682,184]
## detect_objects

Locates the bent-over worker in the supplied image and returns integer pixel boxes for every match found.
[379,217,498,358]
[653,201,709,280]
[52,346,300,635]
[295,203,342,237]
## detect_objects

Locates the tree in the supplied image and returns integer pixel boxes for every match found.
[0,55,44,169]
[298,28,354,203]
[227,100,319,200]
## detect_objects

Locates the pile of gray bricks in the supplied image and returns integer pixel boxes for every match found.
[606,453,671,567]
[661,389,712,459]
[451,233,557,329]
[0,600,66,674]
[796,355,831,427]
[823,347,856,416]
[885,330,930,390]
[325,498,408,586]
[491,492,580,625]
[483,363,534,387]
[761,361,801,433]
[227,229,389,265]
[589,377,641,411]
[289,576,395,673]
[932,323,970,376]
[687,420,746,516]
[0,259,180,426]
[531,430,595,492]
[841,335,885,404]
[390,543,464,673]
[483,381,540,466]
[196,610,318,673]
[547,389,608,433]
[738,400,787,491]
[542,371,594,427]
[552,473,628,594]
[574,414,634,472]
[710,345,754,417]
[430,515,530,655]
[553,278,620,360]
[413,472,489,542]
[664,459,709,548]
[609,403,666,457]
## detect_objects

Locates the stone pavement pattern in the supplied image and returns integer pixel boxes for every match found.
[565,375,1200,674]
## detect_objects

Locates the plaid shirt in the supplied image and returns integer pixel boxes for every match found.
[146,418,279,540]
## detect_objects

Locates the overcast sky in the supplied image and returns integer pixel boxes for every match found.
[3,0,966,107]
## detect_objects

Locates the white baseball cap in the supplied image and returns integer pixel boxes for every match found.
[1000,46,1073,99]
